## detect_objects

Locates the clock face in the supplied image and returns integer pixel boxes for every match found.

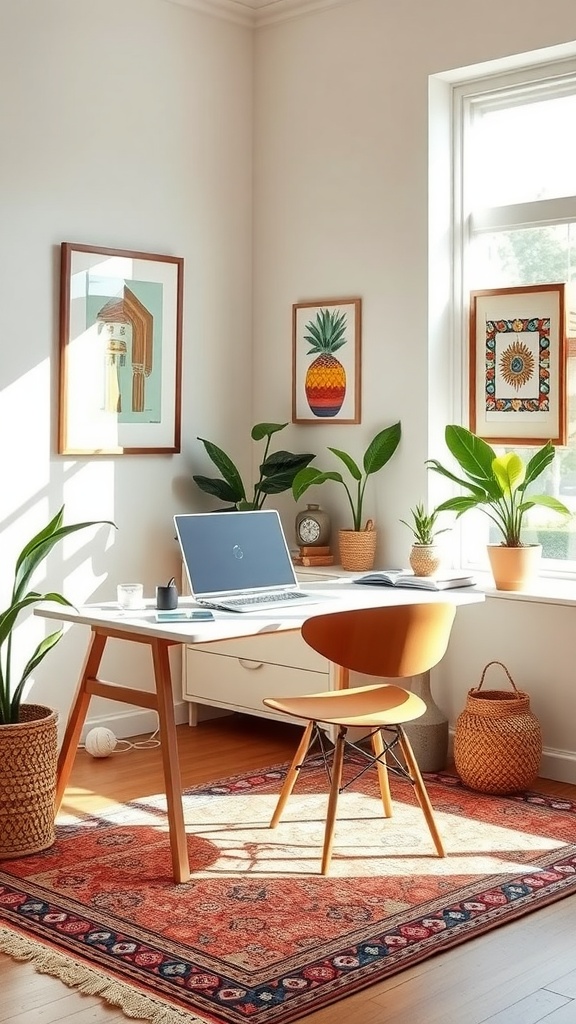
[298,516,321,543]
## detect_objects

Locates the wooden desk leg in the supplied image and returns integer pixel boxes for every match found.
[150,638,190,884]
[55,630,107,812]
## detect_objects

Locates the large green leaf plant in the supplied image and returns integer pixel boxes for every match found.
[0,507,115,724]
[426,425,571,547]
[193,422,316,510]
[291,421,402,532]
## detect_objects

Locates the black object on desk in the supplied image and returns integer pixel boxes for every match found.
[156,577,179,610]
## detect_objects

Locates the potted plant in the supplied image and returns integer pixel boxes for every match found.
[426,425,571,590]
[193,422,316,510]
[291,421,402,570]
[400,502,451,577]
[0,506,115,857]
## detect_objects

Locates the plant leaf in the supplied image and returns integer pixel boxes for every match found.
[522,495,572,516]
[292,467,343,502]
[523,441,555,487]
[444,425,497,484]
[260,451,315,475]
[10,629,64,717]
[191,475,242,504]
[14,515,116,601]
[251,422,288,441]
[436,496,484,515]
[363,421,402,476]
[328,448,362,481]
[492,453,526,495]
[197,439,246,501]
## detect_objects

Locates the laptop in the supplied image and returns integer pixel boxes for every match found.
[174,509,318,613]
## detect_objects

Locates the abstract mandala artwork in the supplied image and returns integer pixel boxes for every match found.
[469,285,566,444]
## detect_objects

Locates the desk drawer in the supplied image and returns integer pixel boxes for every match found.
[186,632,327,672]
[184,647,328,711]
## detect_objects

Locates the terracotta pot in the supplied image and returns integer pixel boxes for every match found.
[486,543,542,592]
[338,528,377,571]
[408,544,442,577]
[0,704,59,858]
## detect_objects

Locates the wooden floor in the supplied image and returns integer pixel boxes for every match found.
[1,714,575,1024]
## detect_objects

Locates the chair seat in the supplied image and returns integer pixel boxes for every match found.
[263,682,426,727]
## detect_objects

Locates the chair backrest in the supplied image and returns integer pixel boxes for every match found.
[301,603,456,679]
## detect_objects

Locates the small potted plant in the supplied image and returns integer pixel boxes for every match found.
[291,421,402,570]
[400,502,450,577]
[427,425,571,590]
[193,422,316,510]
[0,506,115,857]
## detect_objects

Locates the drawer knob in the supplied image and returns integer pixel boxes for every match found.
[238,658,264,670]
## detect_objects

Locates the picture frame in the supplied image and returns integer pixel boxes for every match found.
[58,243,184,455]
[292,297,361,424]
[469,283,566,446]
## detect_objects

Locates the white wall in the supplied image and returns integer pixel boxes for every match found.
[0,0,253,739]
[2,0,575,780]
[253,0,576,780]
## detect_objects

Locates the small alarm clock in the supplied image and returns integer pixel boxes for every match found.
[295,504,331,547]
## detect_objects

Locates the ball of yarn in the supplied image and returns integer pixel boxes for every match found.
[85,727,117,758]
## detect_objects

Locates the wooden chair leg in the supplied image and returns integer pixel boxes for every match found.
[371,728,392,818]
[270,721,314,828]
[321,726,346,875]
[397,727,445,858]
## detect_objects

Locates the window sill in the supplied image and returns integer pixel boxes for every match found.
[472,570,576,608]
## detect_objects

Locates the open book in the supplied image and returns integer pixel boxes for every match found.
[353,570,476,591]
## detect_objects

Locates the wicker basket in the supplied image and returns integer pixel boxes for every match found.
[338,526,377,571]
[454,661,542,794]
[0,704,59,858]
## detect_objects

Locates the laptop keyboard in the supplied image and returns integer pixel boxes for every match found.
[199,591,310,612]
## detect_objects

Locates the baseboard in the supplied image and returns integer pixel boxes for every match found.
[539,748,576,785]
[81,702,190,742]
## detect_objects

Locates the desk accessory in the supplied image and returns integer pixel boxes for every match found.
[156,577,178,610]
[117,583,145,609]
[294,504,334,564]
[155,609,214,622]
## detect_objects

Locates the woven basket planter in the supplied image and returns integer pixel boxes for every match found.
[338,528,377,571]
[408,544,442,577]
[454,662,542,794]
[0,703,59,859]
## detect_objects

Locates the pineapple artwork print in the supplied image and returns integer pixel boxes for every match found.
[303,307,348,417]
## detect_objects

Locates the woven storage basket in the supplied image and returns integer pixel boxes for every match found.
[454,661,542,794]
[338,527,377,571]
[0,703,59,858]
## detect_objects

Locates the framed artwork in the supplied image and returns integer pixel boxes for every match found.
[469,284,566,446]
[292,297,361,424]
[58,243,184,455]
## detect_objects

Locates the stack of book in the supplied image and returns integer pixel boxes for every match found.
[292,545,334,567]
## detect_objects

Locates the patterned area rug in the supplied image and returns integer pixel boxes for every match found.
[1,757,575,1024]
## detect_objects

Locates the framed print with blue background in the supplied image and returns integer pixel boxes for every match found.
[58,243,183,455]
[469,283,566,446]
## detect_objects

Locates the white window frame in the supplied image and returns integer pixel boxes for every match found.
[450,59,576,578]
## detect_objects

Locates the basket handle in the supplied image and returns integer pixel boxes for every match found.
[477,660,519,693]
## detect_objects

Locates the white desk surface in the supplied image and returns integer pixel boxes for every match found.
[35,579,485,645]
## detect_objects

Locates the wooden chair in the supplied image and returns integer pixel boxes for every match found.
[263,602,456,874]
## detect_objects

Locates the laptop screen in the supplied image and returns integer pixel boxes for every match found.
[174,510,299,598]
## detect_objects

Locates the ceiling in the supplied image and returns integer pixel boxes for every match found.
[165,0,353,27]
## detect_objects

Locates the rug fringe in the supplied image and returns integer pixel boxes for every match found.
[0,927,205,1023]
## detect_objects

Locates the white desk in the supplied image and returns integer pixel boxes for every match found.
[35,581,484,883]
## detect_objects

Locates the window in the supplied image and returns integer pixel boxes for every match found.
[453,61,576,572]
